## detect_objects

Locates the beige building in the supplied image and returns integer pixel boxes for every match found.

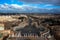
[0,24,4,30]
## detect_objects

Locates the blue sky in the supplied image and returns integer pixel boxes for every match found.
[0,0,23,5]
[0,0,60,13]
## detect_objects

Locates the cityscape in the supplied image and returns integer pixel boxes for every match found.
[0,14,60,40]
[0,0,60,40]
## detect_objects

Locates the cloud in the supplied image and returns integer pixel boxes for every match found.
[0,3,60,13]
[19,0,60,5]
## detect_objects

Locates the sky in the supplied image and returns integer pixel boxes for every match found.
[0,0,60,13]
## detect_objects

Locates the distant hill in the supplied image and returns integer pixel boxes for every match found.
[0,13,60,15]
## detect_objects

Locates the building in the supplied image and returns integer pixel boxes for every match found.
[0,23,4,30]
